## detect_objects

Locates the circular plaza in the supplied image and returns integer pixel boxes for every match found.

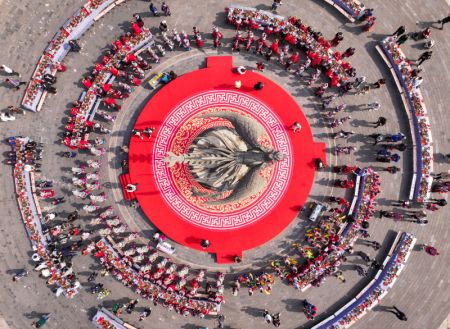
[0,1,449,329]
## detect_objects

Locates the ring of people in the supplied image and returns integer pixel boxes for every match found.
[0,1,449,329]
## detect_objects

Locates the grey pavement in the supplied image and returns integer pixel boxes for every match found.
[0,0,449,329]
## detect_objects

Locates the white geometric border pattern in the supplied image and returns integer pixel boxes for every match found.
[153,90,293,229]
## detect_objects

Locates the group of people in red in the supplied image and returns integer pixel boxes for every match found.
[225,6,356,88]
[63,14,153,150]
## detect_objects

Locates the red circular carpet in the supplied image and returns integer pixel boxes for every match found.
[128,56,326,263]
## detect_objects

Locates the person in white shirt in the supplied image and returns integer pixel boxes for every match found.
[1,64,20,76]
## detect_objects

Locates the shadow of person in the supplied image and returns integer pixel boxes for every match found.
[24,311,48,319]
[241,306,264,318]
[416,20,440,29]
[372,305,394,313]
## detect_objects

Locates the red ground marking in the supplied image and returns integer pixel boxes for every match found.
[128,56,325,263]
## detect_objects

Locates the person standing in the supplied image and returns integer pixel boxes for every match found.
[132,129,143,139]
[371,78,386,89]
[342,47,355,58]
[334,270,346,283]
[352,76,366,89]
[424,245,439,256]
[234,80,242,89]
[396,33,409,45]
[292,122,302,133]
[416,51,432,65]
[271,0,282,12]
[367,102,381,111]
[263,309,273,324]
[200,239,210,249]
[161,2,171,16]
[149,2,159,16]
[272,312,281,327]
[138,308,151,321]
[254,81,264,90]
[371,116,387,128]
[330,32,344,47]
[437,13,450,29]
[68,39,81,52]
[143,127,155,138]
[1,64,20,76]
[126,299,139,314]
[126,183,138,192]
[391,26,406,38]
[363,16,376,32]
[256,62,265,72]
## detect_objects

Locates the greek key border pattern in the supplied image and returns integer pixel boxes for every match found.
[153,91,292,229]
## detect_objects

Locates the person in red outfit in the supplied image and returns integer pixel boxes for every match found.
[285,51,300,70]
[132,22,141,35]
[82,77,93,89]
[110,66,120,77]
[212,27,223,48]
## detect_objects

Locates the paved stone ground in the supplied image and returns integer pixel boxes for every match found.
[0,0,449,329]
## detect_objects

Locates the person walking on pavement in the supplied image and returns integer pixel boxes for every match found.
[5,78,26,90]
[12,269,28,282]
[387,306,408,321]
[416,51,432,65]
[437,13,450,29]
[391,26,406,38]
[371,116,387,128]
[217,314,225,328]
[1,64,20,76]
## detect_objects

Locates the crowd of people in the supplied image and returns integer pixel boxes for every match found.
[91,238,222,318]
[19,0,124,111]
[63,22,153,150]
[226,5,356,87]
[380,33,434,201]
[53,12,230,324]
[8,137,81,298]
[316,233,415,328]
[2,2,449,329]
[270,168,381,296]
